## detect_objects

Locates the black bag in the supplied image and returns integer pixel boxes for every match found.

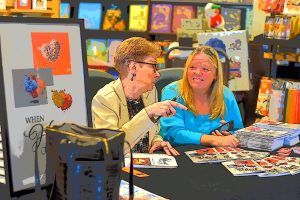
[45,123,125,200]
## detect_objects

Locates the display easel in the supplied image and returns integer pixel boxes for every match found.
[0,17,89,198]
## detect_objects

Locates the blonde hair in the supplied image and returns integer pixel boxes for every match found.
[114,37,161,76]
[179,46,225,119]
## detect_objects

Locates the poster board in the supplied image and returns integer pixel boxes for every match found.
[0,17,89,196]
[198,30,250,91]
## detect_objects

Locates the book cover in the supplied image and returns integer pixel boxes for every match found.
[16,0,31,9]
[150,4,172,33]
[78,2,102,30]
[181,18,202,30]
[221,8,242,31]
[214,147,240,161]
[239,150,270,160]
[0,0,6,9]
[245,7,253,37]
[257,159,290,177]
[283,0,300,15]
[171,5,195,33]
[32,0,47,10]
[60,2,71,18]
[268,89,285,121]
[222,159,266,176]
[285,88,300,124]
[177,29,204,42]
[124,153,178,168]
[119,180,168,200]
[0,175,5,184]
[102,4,126,31]
[254,120,300,133]
[185,148,225,163]
[86,39,109,67]
[196,6,205,19]
[129,4,149,31]
[107,39,122,67]
[264,156,300,175]
[255,78,273,116]
[236,126,289,139]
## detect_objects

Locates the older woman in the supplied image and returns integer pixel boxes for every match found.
[160,46,243,147]
[92,37,186,155]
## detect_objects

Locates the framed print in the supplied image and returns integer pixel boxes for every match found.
[78,2,102,30]
[0,17,89,197]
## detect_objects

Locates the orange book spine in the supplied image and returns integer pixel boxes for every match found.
[295,89,300,124]
[285,89,297,123]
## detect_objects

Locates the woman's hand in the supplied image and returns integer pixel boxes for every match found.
[214,135,239,147]
[211,120,231,136]
[145,100,187,119]
[149,141,180,156]
[201,134,239,147]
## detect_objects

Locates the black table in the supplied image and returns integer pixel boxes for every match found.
[122,145,300,200]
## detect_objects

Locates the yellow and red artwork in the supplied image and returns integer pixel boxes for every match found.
[51,89,73,111]
[31,32,71,75]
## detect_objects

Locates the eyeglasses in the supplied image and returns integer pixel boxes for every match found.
[135,61,159,71]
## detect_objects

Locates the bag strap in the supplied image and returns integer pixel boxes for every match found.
[125,141,134,200]
[34,121,55,200]
[33,124,43,200]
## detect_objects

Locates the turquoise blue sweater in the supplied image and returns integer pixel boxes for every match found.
[160,81,244,146]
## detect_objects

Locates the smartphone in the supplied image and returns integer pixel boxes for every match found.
[211,120,234,133]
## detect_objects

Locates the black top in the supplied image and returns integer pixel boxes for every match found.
[126,98,149,153]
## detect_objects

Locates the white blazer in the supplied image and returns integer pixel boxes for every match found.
[92,78,162,154]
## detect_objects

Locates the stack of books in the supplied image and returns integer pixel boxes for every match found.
[254,121,300,146]
[234,125,290,151]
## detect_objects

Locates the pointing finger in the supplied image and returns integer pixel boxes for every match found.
[169,101,187,110]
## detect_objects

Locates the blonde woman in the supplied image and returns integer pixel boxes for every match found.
[160,46,243,147]
[92,37,186,155]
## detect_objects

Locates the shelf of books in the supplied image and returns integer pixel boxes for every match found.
[60,0,253,73]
